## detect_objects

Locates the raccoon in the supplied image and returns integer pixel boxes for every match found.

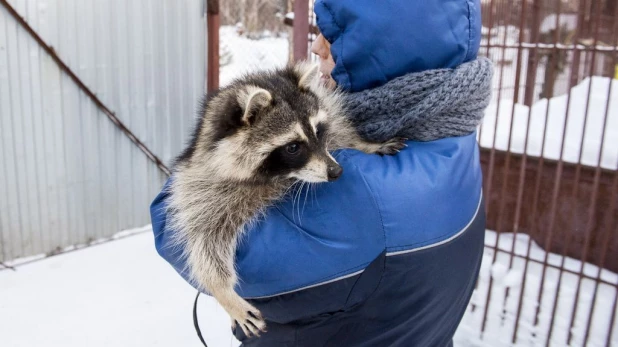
[167,62,406,337]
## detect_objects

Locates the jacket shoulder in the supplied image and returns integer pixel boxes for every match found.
[235,152,386,298]
[341,133,483,253]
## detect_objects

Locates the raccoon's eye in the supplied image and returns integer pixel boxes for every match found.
[286,142,301,154]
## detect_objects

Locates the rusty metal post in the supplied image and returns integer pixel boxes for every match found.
[293,0,310,62]
[511,1,563,342]
[532,0,587,334]
[207,0,220,91]
[480,0,530,336]
[563,2,612,344]
[523,0,542,105]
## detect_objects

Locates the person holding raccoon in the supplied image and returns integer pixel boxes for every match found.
[150,0,493,346]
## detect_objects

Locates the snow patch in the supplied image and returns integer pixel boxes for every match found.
[455,230,618,347]
[0,232,241,347]
[219,26,289,88]
[479,77,618,170]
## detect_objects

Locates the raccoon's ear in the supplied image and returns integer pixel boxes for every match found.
[298,64,320,90]
[238,87,272,125]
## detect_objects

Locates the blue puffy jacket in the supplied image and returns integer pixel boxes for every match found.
[150,1,485,346]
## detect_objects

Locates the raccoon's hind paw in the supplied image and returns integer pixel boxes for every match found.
[375,137,408,156]
[228,300,267,337]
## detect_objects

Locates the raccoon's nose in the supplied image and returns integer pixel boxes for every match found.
[327,164,343,181]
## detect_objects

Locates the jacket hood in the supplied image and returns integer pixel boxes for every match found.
[314,0,482,92]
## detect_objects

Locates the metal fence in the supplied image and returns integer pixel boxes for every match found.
[296,0,618,346]
[0,0,206,264]
[476,1,617,346]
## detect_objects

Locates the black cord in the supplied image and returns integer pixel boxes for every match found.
[193,291,208,347]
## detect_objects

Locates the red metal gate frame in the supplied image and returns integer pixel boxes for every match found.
[207,0,220,91]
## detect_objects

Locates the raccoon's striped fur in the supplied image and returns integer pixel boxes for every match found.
[167,62,405,337]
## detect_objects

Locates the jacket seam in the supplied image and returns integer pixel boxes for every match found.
[339,151,387,251]
[245,264,369,299]
[248,198,481,299]
[370,51,389,88]
[386,191,482,252]
[348,251,387,307]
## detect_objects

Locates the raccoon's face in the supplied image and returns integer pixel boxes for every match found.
[257,108,343,183]
[203,63,343,184]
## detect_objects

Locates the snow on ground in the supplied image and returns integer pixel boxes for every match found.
[2,228,616,347]
[455,230,618,347]
[0,230,239,347]
[479,76,618,170]
[219,26,289,88]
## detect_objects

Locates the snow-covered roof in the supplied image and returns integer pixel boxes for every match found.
[480,76,618,170]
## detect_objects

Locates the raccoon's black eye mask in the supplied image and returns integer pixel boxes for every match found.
[259,141,310,177]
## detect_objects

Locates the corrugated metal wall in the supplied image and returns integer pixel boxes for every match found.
[0,0,206,261]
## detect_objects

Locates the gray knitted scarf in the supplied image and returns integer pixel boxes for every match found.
[343,57,493,142]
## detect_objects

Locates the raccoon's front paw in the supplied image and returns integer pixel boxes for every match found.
[227,299,266,337]
[375,137,408,156]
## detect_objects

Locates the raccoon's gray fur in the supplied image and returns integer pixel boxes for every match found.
[167,62,405,337]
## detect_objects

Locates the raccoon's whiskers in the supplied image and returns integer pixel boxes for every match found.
[291,182,300,224]
[302,182,311,220]
[294,182,307,225]
[281,180,299,200]
[311,183,320,209]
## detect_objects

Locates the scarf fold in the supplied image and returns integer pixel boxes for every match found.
[342,57,494,142]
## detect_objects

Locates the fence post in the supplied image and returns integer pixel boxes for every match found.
[207,0,220,91]
[523,0,542,106]
[293,0,309,62]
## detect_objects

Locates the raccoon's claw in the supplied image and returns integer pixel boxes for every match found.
[229,301,267,338]
[376,137,408,156]
[235,310,266,337]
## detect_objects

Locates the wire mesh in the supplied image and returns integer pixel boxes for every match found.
[299,0,618,345]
